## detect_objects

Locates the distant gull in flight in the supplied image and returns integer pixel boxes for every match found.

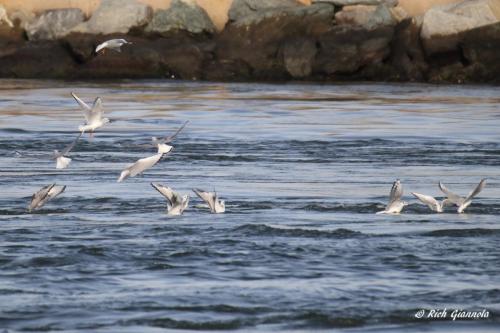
[71,92,110,135]
[193,188,226,214]
[95,39,132,54]
[439,179,486,213]
[376,179,408,214]
[152,120,189,154]
[28,184,66,212]
[53,133,82,169]
[151,183,189,215]
[117,152,169,183]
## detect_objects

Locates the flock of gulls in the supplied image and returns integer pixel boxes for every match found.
[25,38,487,216]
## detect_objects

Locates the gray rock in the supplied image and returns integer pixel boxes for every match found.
[146,0,216,35]
[421,0,500,55]
[283,38,317,78]
[335,4,397,30]
[312,0,398,7]
[72,0,152,34]
[25,9,84,40]
[229,0,302,22]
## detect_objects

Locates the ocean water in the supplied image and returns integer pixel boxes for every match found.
[0,80,499,332]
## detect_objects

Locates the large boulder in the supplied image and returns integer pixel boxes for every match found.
[228,0,301,22]
[421,0,500,55]
[335,4,397,30]
[146,0,216,36]
[283,38,317,78]
[312,0,398,6]
[72,0,152,34]
[25,9,84,40]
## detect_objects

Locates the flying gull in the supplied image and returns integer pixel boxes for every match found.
[376,179,408,214]
[152,121,189,154]
[117,152,169,183]
[95,39,132,54]
[28,184,66,212]
[192,188,225,214]
[71,92,110,135]
[53,133,82,169]
[439,179,486,213]
[151,183,189,215]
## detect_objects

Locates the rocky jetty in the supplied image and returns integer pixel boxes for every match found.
[0,0,499,83]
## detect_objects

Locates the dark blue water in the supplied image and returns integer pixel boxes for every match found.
[0,80,499,332]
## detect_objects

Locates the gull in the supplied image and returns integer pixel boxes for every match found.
[71,92,110,135]
[95,39,132,54]
[28,184,66,212]
[192,188,225,214]
[376,179,408,214]
[117,152,169,182]
[439,179,486,213]
[152,120,189,154]
[411,191,451,213]
[52,133,81,169]
[151,183,189,215]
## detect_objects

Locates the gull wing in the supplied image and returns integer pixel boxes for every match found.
[151,183,176,205]
[438,181,464,205]
[61,133,82,156]
[164,121,189,143]
[95,41,108,53]
[464,179,486,203]
[28,184,55,211]
[88,97,104,124]
[47,185,66,200]
[193,188,216,212]
[386,179,403,208]
[71,92,92,122]
[126,153,163,177]
[412,192,439,211]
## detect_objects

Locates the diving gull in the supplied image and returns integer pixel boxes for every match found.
[53,133,81,169]
[117,152,169,183]
[439,179,486,213]
[28,184,66,212]
[192,188,225,214]
[71,92,110,134]
[152,121,189,154]
[376,179,408,214]
[151,183,189,215]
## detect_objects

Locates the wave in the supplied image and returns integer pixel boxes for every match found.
[232,224,363,238]
[421,228,500,237]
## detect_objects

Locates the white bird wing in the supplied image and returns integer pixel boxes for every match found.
[61,133,82,156]
[47,185,66,200]
[412,192,439,211]
[151,183,176,205]
[193,188,216,212]
[29,184,55,210]
[125,153,163,177]
[386,180,403,209]
[71,92,92,122]
[88,97,104,124]
[438,181,464,205]
[464,178,486,203]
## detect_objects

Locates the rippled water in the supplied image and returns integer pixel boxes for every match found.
[0,80,499,332]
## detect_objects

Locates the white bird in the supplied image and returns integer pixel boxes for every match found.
[439,179,486,213]
[376,179,408,214]
[71,92,110,134]
[151,183,189,216]
[117,152,167,183]
[152,121,189,154]
[411,191,451,213]
[52,133,81,169]
[192,188,225,214]
[28,184,66,212]
[95,39,132,54]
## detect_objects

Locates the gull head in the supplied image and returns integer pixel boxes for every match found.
[117,169,130,182]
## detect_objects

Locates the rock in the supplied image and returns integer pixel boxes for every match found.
[8,10,35,30]
[283,38,317,78]
[335,4,397,30]
[25,9,84,40]
[72,0,152,34]
[217,3,335,79]
[312,0,398,7]
[146,0,216,35]
[228,0,302,22]
[0,5,14,28]
[421,0,500,55]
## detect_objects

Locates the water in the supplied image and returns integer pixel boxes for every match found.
[0,80,499,332]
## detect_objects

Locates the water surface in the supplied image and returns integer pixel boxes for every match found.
[0,80,499,332]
